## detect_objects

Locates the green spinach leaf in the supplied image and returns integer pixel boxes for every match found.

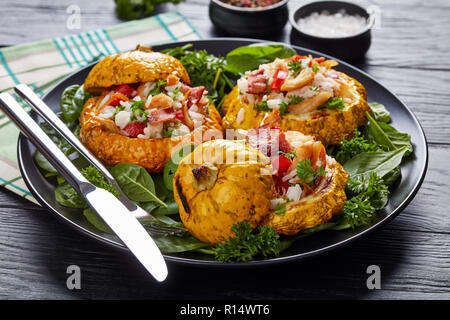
[55,182,87,209]
[83,208,112,233]
[153,235,211,254]
[225,44,296,74]
[369,102,390,123]
[110,163,166,206]
[343,146,408,181]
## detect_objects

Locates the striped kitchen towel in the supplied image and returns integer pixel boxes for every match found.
[0,12,201,204]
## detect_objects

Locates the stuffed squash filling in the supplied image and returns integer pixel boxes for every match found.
[96,75,210,139]
[243,110,332,205]
[237,55,352,116]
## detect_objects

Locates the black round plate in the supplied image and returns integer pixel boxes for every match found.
[17,38,428,267]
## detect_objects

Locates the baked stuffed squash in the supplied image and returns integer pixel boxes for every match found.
[173,139,274,244]
[173,110,348,244]
[80,46,223,172]
[221,54,371,146]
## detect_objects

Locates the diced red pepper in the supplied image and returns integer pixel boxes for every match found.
[272,154,292,176]
[123,122,146,138]
[108,92,129,107]
[109,84,135,106]
[271,124,281,131]
[174,110,184,121]
[270,69,288,91]
[315,57,325,63]
[115,84,135,98]
[293,55,306,61]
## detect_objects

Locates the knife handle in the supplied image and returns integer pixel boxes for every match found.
[0,92,90,192]
[14,84,115,182]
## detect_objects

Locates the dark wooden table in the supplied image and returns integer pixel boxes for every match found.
[1,0,449,300]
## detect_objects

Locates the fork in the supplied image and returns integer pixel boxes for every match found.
[14,84,183,237]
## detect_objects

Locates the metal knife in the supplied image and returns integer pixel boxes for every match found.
[0,92,168,282]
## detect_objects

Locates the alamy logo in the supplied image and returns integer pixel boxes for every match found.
[66,265,81,290]
[66,4,81,30]
[366,265,381,290]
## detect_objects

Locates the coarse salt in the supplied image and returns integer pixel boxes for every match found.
[297,9,367,38]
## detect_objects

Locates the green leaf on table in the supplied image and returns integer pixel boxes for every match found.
[369,102,390,123]
[225,44,296,74]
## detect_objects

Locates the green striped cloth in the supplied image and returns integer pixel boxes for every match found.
[0,12,201,204]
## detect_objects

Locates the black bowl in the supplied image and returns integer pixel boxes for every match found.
[209,0,289,36]
[289,1,375,61]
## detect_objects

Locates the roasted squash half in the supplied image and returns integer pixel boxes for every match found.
[79,46,223,172]
[173,139,274,244]
[173,116,349,244]
[222,55,371,146]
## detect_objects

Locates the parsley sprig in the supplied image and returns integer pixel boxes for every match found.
[287,59,303,77]
[342,172,390,228]
[214,222,281,262]
[319,97,346,110]
[296,159,326,186]
[81,166,120,197]
[335,129,381,164]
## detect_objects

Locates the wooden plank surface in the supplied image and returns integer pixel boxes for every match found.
[0,0,449,300]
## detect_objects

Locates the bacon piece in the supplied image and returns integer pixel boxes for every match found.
[179,82,206,108]
[147,107,178,124]
[246,70,267,94]
[181,97,195,130]
[246,109,294,157]
[187,86,206,106]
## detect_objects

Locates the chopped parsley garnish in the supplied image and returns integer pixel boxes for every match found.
[214,221,281,262]
[163,123,181,138]
[311,63,319,73]
[113,105,125,118]
[296,159,325,186]
[287,59,303,77]
[281,150,296,160]
[255,100,270,111]
[274,202,286,216]
[288,95,304,105]
[277,95,304,117]
[319,97,346,110]
[310,86,319,92]
[130,100,148,122]
[149,80,167,96]
[278,101,288,116]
